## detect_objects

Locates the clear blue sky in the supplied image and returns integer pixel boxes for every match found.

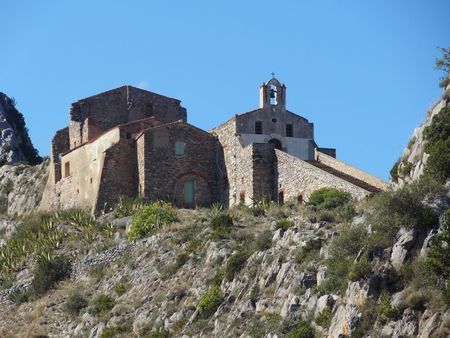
[1,1,449,180]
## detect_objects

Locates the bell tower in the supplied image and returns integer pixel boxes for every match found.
[259,75,286,111]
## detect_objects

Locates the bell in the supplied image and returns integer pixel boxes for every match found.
[270,89,276,98]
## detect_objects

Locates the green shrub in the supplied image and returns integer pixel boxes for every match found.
[8,288,34,305]
[128,201,177,240]
[209,212,233,239]
[254,230,273,251]
[423,105,450,182]
[115,282,128,297]
[424,139,450,182]
[145,330,170,338]
[210,212,233,228]
[197,285,223,318]
[64,289,88,316]
[209,270,224,287]
[315,275,347,295]
[308,188,352,210]
[225,250,249,281]
[377,291,401,321]
[275,219,294,231]
[348,253,372,281]
[442,282,450,306]
[100,325,131,338]
[423,220,450,280]
[315,308,332,328]
[295,239,322,265]
[32,255,71,294]
[366,179,440,249]
[415,210,450,303]
[336,202,357,222]
[285,321,315,338]
[399,161,413,178]
[1,179,14,195]
[324,225,367,294]
[390,159,400,183]
[317,210,335,222]
[89,294,116,315]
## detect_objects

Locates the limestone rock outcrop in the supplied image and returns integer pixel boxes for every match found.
[0,92,41,165]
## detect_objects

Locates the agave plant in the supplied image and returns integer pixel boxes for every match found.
[115,196,146,217]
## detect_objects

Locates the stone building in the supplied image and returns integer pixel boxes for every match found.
[41,77,387,214]
[212,77,388,206]
[40,86,226,214]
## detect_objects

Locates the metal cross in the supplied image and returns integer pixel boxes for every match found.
[271,72,276,78]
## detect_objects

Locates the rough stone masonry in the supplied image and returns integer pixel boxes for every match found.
[41,77,387,214]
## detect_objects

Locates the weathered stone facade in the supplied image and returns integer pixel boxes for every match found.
[41,78,387,214]
[41,86,222,214]
[212,77,387,206]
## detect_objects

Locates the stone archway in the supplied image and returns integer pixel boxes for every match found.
[268,138,282,150]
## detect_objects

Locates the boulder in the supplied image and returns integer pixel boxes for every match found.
[391,228,416,269]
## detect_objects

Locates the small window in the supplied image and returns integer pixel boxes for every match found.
[64,162,70,178]
[278,191,284,205]
[286,124,293,137]
[90,178,93,184]
[175,141,186,155]
[271,118,277,123]
[255,121,263,134]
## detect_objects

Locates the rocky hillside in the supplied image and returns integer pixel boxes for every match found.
[0,93,41,166]
[0,160,48,217]
[0,182,449,337]
[391,84,449,185]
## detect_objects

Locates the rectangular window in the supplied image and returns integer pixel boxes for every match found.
[175,141,186,155]
[286,124,293,137]
[64,162,70,178]
[255,121,263,134]
[184,180,194,205]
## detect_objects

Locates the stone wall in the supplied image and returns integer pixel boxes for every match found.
[212,119,256,205]
[69,86,187,150]
[276,150,369,201]
[315,149,388,191]
[51,127,70,183]
[138,122,224,207]
[212,118,237,204]
[95,140,138,213]
[251,143,275,202]
[235,108,314,139]
[41,128,122,212]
